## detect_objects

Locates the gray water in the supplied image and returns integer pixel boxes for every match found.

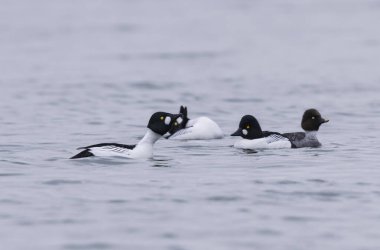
[1,0,380,249]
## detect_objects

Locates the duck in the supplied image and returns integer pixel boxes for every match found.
[231,115,291,149]
[166,106,223,140]
[282,108,329,148]
[70,112,181,159]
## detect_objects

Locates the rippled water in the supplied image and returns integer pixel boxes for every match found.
[1,0,380,249]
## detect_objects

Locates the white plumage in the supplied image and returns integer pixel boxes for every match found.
[169,117,223,140]
[85,130,161,158]
[233,134,291,149]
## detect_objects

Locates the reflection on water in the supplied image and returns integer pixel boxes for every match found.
[150,157,173,168]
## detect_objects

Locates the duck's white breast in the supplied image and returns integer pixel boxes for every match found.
[233,138,269,149]
[233,137,291,149]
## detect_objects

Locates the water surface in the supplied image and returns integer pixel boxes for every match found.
[1,0,380,249]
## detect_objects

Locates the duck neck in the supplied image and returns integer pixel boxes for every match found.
[137,129,162,146]
[247,129,263,140]
[305,131,318,138]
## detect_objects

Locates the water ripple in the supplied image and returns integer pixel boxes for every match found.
[63,243,114,250]
[42,180,83,186]
[207,195,243,202]
[0,173,25,177]
[129,81,180,90]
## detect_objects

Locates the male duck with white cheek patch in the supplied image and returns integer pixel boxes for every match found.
[71,112,181,159]
[231,115,292,149]
[166,105,223,140]
[283,108,329,148]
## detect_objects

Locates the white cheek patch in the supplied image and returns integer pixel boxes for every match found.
[164,116,171,125]
[242,129,248,135]
[176,117,183,124]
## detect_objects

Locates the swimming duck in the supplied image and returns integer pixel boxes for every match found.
[166,106,223,140]
[282,108,329,148]
[231,115,291,149]
[71,112,181,159]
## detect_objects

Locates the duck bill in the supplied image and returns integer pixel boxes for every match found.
[231,128,243,136]
[320,117,329,124]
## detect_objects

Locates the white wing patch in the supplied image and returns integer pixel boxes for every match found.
[91,146,131,155]
[265,134,289,144]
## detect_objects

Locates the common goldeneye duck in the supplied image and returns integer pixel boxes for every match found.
[70,112,181,159]
[282,108,329,148]
[231,115,291,149]
[166,105,223,140]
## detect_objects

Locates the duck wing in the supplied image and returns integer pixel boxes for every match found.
[77,143,136,150]
[282,132,306,141]
[262,131,290,144]
[71,143,136,159]
[282,132,306,148]
[166,126,194,139]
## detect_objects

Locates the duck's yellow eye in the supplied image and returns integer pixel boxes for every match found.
[246,125,250,129]
[175,122,178,126]
[160,116,164,120]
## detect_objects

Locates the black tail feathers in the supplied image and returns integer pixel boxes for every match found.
[70,149,94,159]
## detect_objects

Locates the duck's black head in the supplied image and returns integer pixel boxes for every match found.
[168,105,190,135]
[231,115,263,139]
[148,112,181,135]
[301,109,329,131]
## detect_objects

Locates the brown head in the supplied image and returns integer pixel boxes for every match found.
[301,109,329,131]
